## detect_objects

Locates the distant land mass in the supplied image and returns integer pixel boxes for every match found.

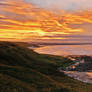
[30,42,92,46]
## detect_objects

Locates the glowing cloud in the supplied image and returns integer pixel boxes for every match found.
[0,0,92,41]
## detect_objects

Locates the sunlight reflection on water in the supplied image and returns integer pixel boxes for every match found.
[34,45,92,56]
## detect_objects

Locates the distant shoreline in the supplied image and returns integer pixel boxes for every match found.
[30,42,92,46]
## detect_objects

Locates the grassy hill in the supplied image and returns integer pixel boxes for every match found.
[0,41,92,92]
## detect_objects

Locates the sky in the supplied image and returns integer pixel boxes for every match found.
[25,0,92,11]
[0,0,92,42]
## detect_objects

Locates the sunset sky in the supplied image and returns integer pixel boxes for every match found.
[0,0,92,42]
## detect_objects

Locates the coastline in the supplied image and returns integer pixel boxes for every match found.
[59,55,92,84]
[28,45,92,84]
[63,71,92,84]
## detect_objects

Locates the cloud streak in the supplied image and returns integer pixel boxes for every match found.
[0,0,92,41]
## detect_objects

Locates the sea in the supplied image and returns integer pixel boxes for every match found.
[34,44,92,56]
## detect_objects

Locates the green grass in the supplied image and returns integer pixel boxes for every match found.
[0,41,92,92]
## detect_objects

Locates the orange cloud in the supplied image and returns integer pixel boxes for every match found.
[0,0,92,41]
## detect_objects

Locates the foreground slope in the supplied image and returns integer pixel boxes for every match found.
[0,41,92,92]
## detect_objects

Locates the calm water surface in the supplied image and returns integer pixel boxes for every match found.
[34,45,92,56]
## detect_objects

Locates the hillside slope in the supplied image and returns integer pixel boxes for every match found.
[0,41,92,92]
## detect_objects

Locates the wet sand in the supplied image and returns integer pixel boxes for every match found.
[61,71,92,84]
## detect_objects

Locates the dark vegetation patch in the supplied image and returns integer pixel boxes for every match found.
[73,56,92,72]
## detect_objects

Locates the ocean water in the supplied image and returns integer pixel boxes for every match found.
[34,45,92,56]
